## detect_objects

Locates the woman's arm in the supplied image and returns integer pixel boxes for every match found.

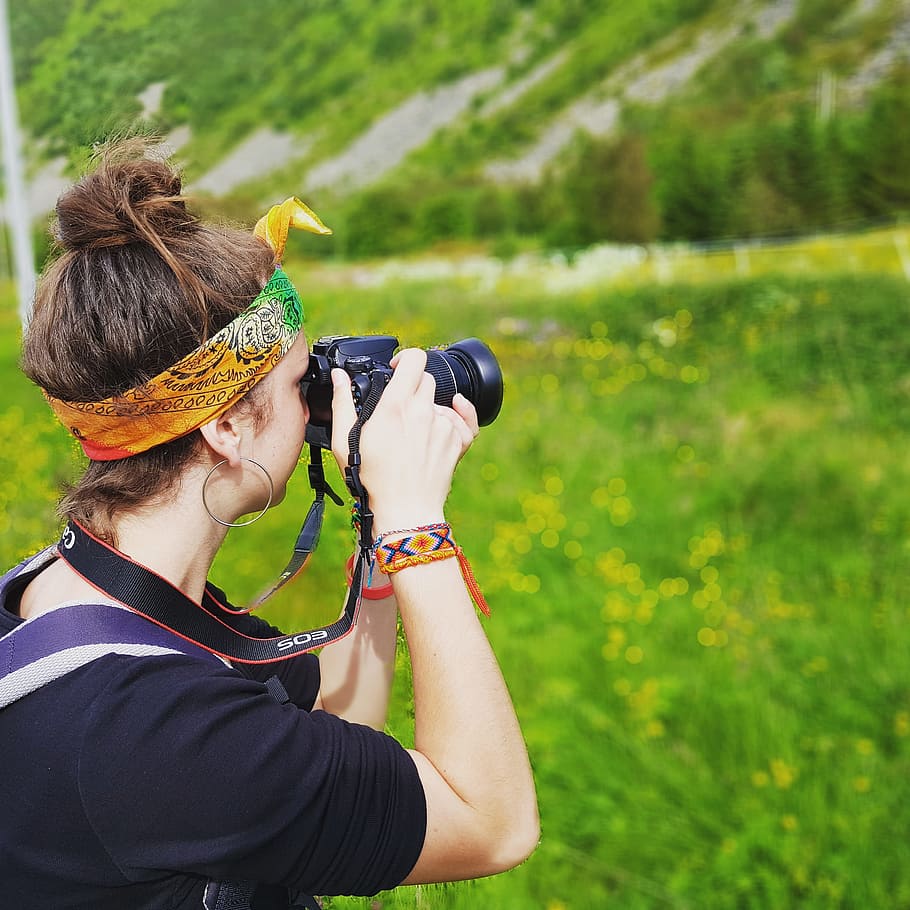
[396,555,539,881]
[314,572,398,730]
[331,354,540,882]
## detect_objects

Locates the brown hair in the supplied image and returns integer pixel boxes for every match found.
[21,139,276,542]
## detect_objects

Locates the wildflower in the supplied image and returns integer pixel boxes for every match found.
[625,645,644,664]
[770,759,796,789]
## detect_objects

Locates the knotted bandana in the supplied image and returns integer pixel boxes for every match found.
[46,197,331,460]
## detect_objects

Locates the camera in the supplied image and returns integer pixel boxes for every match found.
[301,335,504,449]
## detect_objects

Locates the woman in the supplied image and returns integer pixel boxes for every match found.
[0,142,538,908]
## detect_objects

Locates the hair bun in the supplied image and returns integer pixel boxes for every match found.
[55,150,192,253]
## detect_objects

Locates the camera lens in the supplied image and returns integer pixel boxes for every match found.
[424,338,503,426]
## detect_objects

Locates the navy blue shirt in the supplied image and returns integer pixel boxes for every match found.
[0,557,426,909]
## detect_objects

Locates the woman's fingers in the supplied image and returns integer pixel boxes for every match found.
[381,349,429,405]
[330,368,358,470]
[331,351,480,521]
[451,393,480,438]
[432,395,478,460]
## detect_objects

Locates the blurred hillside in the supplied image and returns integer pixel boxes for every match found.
[9,0,910,257]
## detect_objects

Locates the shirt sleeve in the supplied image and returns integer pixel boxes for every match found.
[229,614,322,711]
[77,654,426,896]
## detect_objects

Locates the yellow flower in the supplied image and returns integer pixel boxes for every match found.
[625,645,644,665]
[644,719,665,738]
[544,475,564,496]
[770,759,796,789]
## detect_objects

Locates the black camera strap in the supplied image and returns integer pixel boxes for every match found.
[332,367,394,612]
[244,444,344,611]
[56,519,365,664]
[343,370,388,548]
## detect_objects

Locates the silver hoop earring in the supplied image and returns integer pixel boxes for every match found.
[202,458,274,528]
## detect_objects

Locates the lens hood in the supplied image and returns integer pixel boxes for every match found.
[445,338,504,426]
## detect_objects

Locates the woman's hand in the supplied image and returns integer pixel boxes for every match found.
[330,349,479,532]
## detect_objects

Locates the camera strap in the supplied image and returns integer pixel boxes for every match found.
[341,369,391,577]
[243,444,344,611]
[56,519,365,664]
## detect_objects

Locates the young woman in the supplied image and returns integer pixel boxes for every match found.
[0,142,538,909]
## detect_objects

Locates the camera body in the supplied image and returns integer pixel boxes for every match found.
[301,334,503,450]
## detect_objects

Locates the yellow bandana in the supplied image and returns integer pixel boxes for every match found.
[46,197,331,461]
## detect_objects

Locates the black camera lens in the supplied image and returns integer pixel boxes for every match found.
[425,338,503,426]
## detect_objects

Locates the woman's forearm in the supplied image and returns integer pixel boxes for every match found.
[395,556,539,882]
[316,589,398,730]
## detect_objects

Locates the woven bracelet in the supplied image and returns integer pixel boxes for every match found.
[379,547,456,574]
[373,525,491,616]
[372,522,450,551]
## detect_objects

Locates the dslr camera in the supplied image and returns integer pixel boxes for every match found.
[301,335,503,450]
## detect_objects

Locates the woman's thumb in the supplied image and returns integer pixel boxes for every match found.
[330,369,357,452]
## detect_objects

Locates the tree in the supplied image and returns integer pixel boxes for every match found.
[855,66,910,216]
[652,132,731,241]
[342,184,418,258]
[548,131,660,247]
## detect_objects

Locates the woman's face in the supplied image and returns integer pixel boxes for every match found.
[247,332,311,505]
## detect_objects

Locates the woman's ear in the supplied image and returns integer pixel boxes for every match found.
[199,409,244,467]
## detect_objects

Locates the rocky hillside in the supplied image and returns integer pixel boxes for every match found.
[10,0,910,253]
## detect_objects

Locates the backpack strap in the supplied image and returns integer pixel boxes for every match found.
[0,601,223,709]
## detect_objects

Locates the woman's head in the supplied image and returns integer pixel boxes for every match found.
[21,140,277,540]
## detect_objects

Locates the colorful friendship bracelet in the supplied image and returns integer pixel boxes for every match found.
[372,522,450,552]
[373,525,457,572]
[372,524,491,616]
[379,548,455,573]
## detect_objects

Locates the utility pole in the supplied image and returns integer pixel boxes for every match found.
[0,0,35,327]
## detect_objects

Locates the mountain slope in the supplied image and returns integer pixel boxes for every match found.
[10,0,910,254]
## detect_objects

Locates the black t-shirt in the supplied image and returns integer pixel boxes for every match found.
[0,558,427,909]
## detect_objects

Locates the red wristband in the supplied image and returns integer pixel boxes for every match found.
[345,553,395,600]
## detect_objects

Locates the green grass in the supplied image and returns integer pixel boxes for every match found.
[2,267,910,908]
[610,226,910,287]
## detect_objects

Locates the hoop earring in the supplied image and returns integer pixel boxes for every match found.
[202,458,274,528]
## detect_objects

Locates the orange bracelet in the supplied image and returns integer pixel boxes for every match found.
[344,553,394,600]
[379,547,457,574]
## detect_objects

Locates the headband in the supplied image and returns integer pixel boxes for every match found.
[45,197,331,461]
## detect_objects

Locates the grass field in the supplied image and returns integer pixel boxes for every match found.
[2,262,909,908]
[305,224,910,298]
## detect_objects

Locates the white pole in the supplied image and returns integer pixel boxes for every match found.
[894,231,910,283]
[734,242,750,277]
[0,0,35,326]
